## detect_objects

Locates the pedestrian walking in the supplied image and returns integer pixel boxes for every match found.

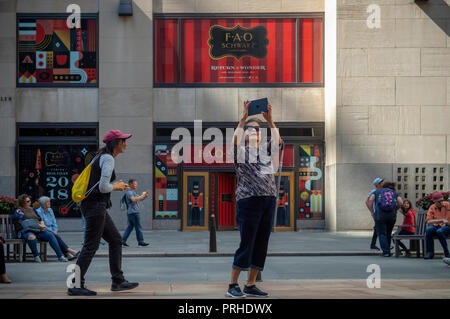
[122,179,150,247]
[365,177,383,251]
[368,182,403,257]
[68,129,139,296]
[227,100,282,298]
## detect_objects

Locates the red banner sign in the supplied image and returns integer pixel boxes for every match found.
[155,18,322,85]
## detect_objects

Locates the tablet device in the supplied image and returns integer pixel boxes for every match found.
[248,98,268,116]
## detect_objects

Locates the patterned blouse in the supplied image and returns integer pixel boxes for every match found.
[234,141,277,201]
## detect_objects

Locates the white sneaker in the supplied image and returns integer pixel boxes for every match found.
[34,256,42,263]
[59,256,68,262]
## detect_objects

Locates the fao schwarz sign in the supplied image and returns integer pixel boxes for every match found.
[208,24,269,60]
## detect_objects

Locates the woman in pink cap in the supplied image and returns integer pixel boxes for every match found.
[68,130,139,296]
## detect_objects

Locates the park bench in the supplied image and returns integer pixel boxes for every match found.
[393,210,450,258]
[393,210,426,258]
[0,214,47,262]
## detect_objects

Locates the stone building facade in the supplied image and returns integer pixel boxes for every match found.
[0,0,448,231]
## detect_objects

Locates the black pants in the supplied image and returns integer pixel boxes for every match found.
[233,196,276,271]
[371,217,378,247]
[0,242,5,275]
[77,201,124,286]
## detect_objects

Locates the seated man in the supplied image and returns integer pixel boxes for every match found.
[424,192,450,259]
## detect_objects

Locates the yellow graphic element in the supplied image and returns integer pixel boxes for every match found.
[300,145,311,156]
[155,166,165,178]
[300,191,309,201]
[54,30,70,50]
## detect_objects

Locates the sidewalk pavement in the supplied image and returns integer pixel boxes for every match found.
[37,230,445,258]
[2,280,450,299]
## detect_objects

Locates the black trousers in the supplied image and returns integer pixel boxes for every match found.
[77,201,124,286]
[0,242,5,275]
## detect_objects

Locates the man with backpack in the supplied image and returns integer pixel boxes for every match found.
[365,177,383,251]
[368,181,403,257]
[121,179,150,247]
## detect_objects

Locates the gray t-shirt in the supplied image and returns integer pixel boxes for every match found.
[126,190,140,214]
[234,141,277,201]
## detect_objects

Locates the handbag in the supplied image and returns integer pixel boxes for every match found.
[20,219,42,234]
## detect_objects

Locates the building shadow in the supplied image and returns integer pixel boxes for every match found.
[415,0,450,36]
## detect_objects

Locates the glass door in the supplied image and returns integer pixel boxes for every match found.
[274,171,295,231]
[183,172,209,231]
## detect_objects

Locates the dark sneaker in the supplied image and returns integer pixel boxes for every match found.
[111,280,139,292]
[243,285,269,298]
[226,284,245,298]
[424,253,434,259]
[370,246,380,251]
[122,242,129,247]
[67,286,97,296]
[138,242,149,247]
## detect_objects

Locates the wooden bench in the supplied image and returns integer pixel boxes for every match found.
[393,210,450,258]
[0,214,47,262]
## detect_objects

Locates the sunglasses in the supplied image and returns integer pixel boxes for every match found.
[26,200,31,203]
[244,125,260,132]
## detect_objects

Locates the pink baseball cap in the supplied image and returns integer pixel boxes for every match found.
[103,129,132,143]
[431,192,443,202]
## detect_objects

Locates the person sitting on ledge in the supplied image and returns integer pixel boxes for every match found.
[36,196,79,261]
[424,192,450,259]
[12,194,69,262]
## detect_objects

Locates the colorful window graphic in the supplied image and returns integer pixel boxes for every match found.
[276,175,291,227]
[154,145,179,219]
[18,144,97,218]
[17,15,98,86]
[298,144,324,219]
[186,175,206,227]
[154,17,323,85]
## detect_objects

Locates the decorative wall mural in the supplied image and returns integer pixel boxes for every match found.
[298,144,324,219]
[17,15,97,86]
[18,144,97,218]
[154,145,179,219]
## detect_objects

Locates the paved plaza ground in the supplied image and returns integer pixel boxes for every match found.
[1,231,449,299]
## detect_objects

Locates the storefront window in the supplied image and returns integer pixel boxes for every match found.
[154,145,179,219]
[298,144,324,219]
[17,14,98,87]
[18,144,97,217]
[154,16,323,86]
